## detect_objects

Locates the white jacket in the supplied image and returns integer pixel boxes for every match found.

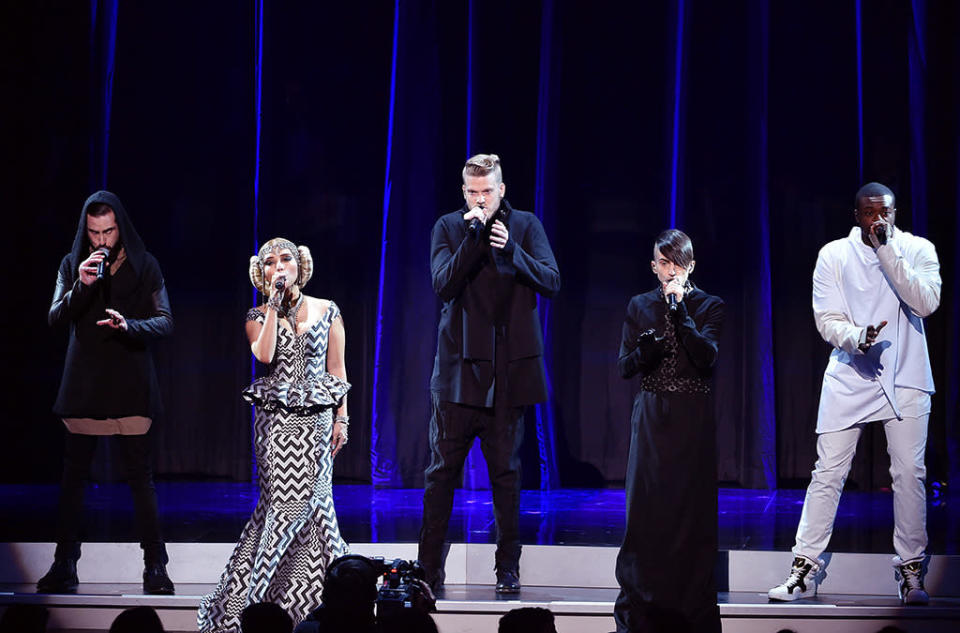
[813,226,940,432]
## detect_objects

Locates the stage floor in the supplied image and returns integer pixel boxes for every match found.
[0,483,955,553]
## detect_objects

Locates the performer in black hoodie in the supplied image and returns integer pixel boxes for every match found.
[614,229,723,633]
[39,191,174,595]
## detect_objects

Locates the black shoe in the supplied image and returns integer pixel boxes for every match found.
[143,562,175,595]
[422,566,445,595]
[495,569,521,594]
[36,558,79,594]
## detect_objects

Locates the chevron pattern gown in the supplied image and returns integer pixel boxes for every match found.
[197,302,350,632]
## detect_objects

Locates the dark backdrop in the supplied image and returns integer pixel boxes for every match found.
[2,1,958,493]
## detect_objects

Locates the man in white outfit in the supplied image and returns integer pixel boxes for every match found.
[768,182,941,605]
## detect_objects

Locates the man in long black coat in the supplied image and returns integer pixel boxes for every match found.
[418,154,560,593]
[39,190,174,595]
[615,229,723,632]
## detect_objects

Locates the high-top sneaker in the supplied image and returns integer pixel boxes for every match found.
[894,558,929,605]
[768,555,823,601]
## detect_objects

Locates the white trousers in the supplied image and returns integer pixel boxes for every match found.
[793,414,928,563]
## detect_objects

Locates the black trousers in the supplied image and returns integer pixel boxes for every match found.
[54,432,167,564]
[418,392,525,582]
[614,391,720,633]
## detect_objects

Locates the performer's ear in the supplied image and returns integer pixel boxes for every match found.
[687,261,695,275]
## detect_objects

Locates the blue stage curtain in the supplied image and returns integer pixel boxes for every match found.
[87,0,117,191]
[4,1,959,492]
[369,0,443,487]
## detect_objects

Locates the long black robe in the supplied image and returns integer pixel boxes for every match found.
[614,286,724,633]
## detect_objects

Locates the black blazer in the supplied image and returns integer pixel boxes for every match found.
[430,201,560,408]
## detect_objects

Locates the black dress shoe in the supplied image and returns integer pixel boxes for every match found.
[143,562,175,595]
[495,569,521,594]
[36,558,79,594]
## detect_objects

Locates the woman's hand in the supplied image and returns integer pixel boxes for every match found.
[331,421,348,458]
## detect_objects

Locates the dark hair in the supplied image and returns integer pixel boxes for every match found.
[109,606,164,633]
[87,202,115,217]
[377,610,439,633]
[240,602,293,633]
[322,555,380,608]
[654,229,694,268]
[854,182,895,208]
[0,605,49,633]
[499,607,557,633]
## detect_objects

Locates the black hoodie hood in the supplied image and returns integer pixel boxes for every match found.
[69,190,147,279]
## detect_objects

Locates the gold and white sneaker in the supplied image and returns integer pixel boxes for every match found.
[768,555,823,601]
[894,558,929,605]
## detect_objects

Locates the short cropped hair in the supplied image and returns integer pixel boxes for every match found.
[463,154,502,183]
[653,229,694,268]
[499,607,556,633]
[854,182,895,208]
[87,203,114,218]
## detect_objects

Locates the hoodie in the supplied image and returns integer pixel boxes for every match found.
[49,191,173,421]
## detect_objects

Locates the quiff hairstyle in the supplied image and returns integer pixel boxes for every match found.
[653,229,694,269]
[462,153,503,183]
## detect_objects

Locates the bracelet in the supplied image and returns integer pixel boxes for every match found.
[266,294,283,312]
[335,415,350,426]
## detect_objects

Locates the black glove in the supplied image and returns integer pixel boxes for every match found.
[637,328,665,356]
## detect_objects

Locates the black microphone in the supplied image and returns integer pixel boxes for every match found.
[874,223,888,245]
[668,294,678,312]
[95,247,111,280]
[274,277,285,291]
[468,217,484,235]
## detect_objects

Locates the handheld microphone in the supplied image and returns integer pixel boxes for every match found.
[874,223,888,245]
[95,247,111,280]
[668,294,678,312]
[274,278,285,291]
[468,218,484,235]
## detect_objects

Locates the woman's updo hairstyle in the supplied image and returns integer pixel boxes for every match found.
[249,238,314,294]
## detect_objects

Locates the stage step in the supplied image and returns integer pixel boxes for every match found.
[3,584,960,633]
[2,543,959,632]
[3,542,959,595]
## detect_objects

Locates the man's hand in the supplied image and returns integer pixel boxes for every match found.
[858,320,888,352]
[96,308,128,331]
[637,328,664,353]
[78,250,107,286]
[663,278,685,305]
[489,219,509,249]
[463,206,487,225]
[866,220,890,248]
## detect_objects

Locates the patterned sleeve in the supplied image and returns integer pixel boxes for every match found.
[246,307,266,323]
[327,301,341,323]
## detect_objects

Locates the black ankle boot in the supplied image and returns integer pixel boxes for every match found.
[36,558,79,594]
[143,562,175,595]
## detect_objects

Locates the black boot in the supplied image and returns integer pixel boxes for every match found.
[495,568,521,594]
[36,558,79,594]
[143,562,175,595]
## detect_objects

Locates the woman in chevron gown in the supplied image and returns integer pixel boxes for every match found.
[198,238,350,632]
